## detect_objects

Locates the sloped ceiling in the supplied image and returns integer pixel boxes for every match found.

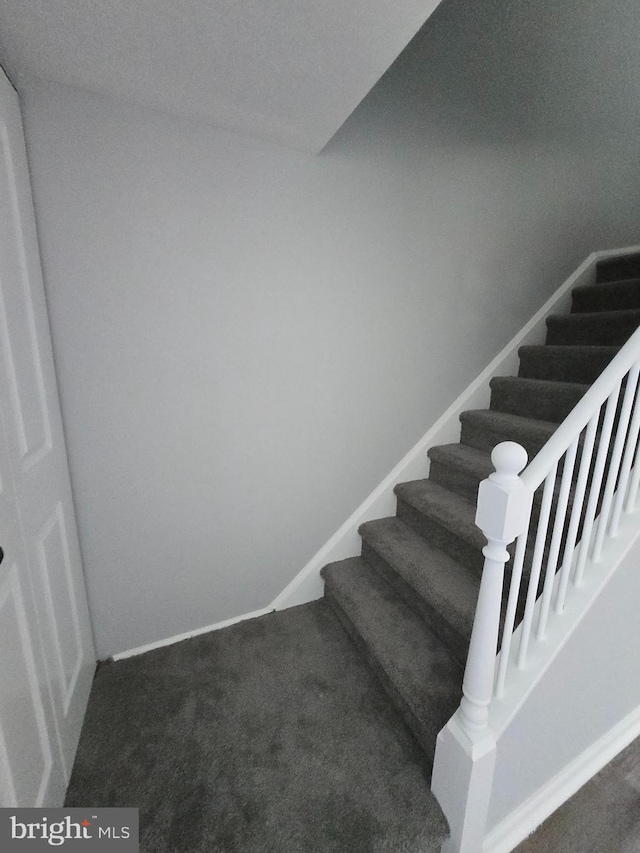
[0,0,443,152]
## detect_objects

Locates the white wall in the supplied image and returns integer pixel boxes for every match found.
[19,0,640,656]
[487,530,640,837]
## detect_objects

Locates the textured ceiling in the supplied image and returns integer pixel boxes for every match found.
[0,0,443,152]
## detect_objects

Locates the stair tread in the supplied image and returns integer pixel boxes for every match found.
[395,478,484,550]
[427,442,494,503]
[546,309,640,346]
[321,557,462,737]
[461,407,560,430]
[489,376,590,422]
[519,344,620,356]
[573,276,640,293]
[359,517,479,644]
[428,439,570,506]
[572,278,640,312]
[490,375,590,395]
[428,442,494,479]
[596,254,640,283]
[519,344,620,361]
[548,307,640,322]
[460,408,559,449]
[518,344,620,383]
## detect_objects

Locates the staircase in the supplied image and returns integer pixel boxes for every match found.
[320,252,640,850]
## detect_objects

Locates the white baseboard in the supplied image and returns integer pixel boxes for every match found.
[111,605,274,661]
[112,244,640,664]
[483,703,640,853]
[270,244,640,611]
[269,251,597,611]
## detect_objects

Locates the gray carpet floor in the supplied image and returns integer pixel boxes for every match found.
[65,600,448,853]
[516,733,640,852]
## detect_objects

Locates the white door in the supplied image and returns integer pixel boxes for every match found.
[0,400,67,807]
[0,69,95,805]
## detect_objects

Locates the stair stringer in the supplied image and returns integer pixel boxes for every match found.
[271,246,640,612]
[432,502,640,853]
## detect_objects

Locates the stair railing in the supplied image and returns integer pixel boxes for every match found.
[459,323,640,738]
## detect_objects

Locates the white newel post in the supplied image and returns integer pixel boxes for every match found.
[431,442,530,853]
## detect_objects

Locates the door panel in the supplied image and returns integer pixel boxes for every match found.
[0,564,54,806]
[0,123,52,468]
[35,502,84,715]
[0,407,65,807]
[0,69,95,804]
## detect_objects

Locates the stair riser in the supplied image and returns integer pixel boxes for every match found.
[476,385,621,461]
[393,492,562,583]
[396,497,484,576]
[427,428,612,576]
[430,453,587,534]
[460,418,553,459]
[429,459,480,503]
[518,348,618,384]
[597,257,640,283]
[546,314,640,347]
[572,280,640,313]
[317,253,640,784]
[361,541,470,667]
[490,382,586,423]
[323,587,444,763]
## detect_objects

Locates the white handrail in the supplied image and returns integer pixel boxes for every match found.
[432,248,640,853]
[457,312,640,738]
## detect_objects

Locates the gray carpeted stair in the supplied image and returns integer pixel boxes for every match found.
[394,479,485,574]
[460,409,560,457]
[572,279,640,313]
[518,345,619,383]
[320,252,640,834]
[358,517,479,666]
[546,309,640,347]
[428,443,493,503]
[596,254,640,283]
[321,558,462,764]
[490,376,589,422]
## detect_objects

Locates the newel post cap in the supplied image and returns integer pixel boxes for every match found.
[475,442,531,542]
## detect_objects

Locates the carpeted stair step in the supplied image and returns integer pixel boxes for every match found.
[490,376,589,423]
[571,278,640,313]
[318,252,639,785]
[428,440,577,531]
[394,479,485,574]
[597,254,640,283]
[518,345,619,384]
[358,517,479,665]
[458,411,606,525]
[321,557,462,764]
[428,442,494,503]
[460,409,558,459]
[545,309,640,346]
[394,469,570,589]
[429,440,585,531]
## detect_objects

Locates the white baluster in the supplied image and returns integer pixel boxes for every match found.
[611,363,640,533]
[518,466,556,668]
[555,417,598,614]
[575,385,621,586]
[460,442,530,735]
[592,365,639,560]
[537,441,577,640]
[495,529,528,698]
[625,438,640,513]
